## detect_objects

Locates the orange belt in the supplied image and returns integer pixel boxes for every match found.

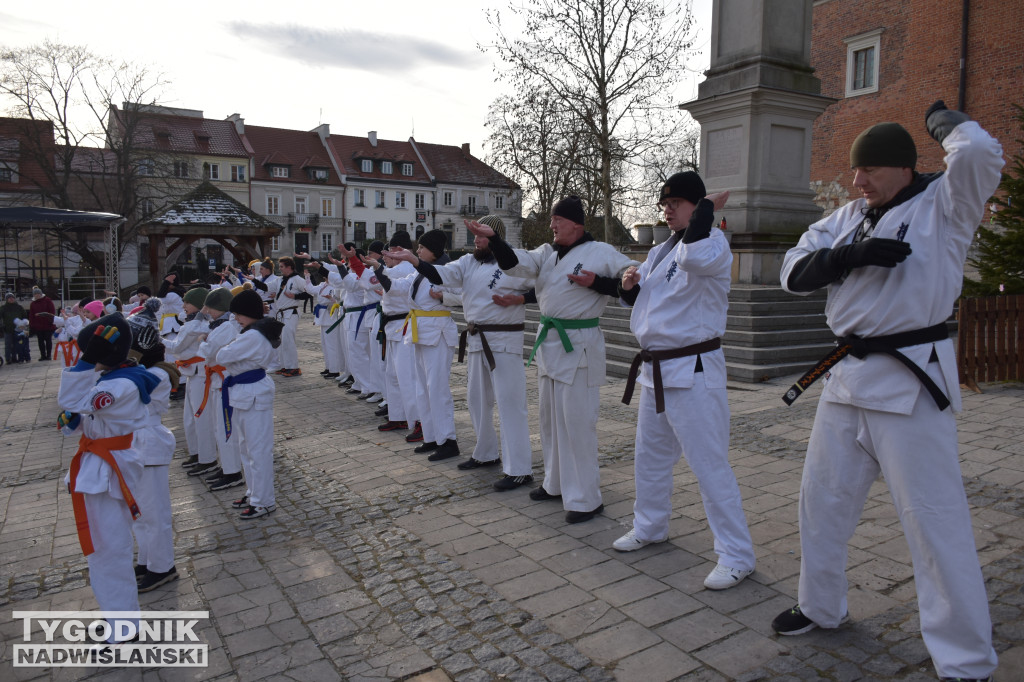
[69,433,140,556]
[195,364,226,417]
[55,339,81,366]
[174,356,204,374]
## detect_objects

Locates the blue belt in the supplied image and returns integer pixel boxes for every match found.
[354,302,377,334]
[221,368,267,440]
[313,304,328,320]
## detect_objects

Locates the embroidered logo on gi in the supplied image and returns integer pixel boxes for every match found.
[488,268,502,290]
[92,391,114,411]
[370,276,379,284]
[896,222,910,242]
[569,262,584,285]
[666,262,678,282]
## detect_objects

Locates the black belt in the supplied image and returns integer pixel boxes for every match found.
[276,307,298,317]
[622,338,721,413]
[377,311,409,361]
[458,323,526,371]
[782,322,950,410]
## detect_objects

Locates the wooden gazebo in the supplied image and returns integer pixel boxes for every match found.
[140,181,282,286]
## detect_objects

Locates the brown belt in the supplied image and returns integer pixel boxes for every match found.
[459,322,525,371]
[622,338,722,413]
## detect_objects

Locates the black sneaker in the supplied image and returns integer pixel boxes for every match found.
[187,462,219,477]
[320,369,331,375]
[374,405,389,417]
[378,420,408,432]
[457,457,500,470]
[428,439,460,461]
[138,566,178,593]
[405,422,423,443]
[529,486,561,501]
[208,472,244,490]
[414,441,439,454]
[231,495,249,509]
[565,504,603,524]
[323,372,340,379]
[239,504,275,519]
[202,466,224,482]
[180,454,200,468]
[771,605,848,636]
[494,474,533,491]
[134,564,148,580]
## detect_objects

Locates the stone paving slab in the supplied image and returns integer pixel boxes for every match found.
[1,322,1022,681]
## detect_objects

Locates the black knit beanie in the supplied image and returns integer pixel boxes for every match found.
[78,314,133,367]
[230,289,265,319]
[659,171,707,205]
[552,196,586,226]
[850,123,917,169]
[418,229,447,259]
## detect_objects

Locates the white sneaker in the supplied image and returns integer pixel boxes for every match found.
[365,393,384,403]
[612,528,665,552]
[703,563,753,590]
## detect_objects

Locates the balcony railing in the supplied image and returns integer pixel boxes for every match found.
[288,212,319,228]
[460,204,489,216]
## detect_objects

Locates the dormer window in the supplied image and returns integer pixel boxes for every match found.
[310,169,329,182]
[361,159,372,172]
[381,161,393,174]
[271,166,289,178]
[401,163,413,176]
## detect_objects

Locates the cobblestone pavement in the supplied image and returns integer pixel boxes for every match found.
[1,322,1022,681]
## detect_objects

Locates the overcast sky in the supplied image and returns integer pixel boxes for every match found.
[1,0,712,154]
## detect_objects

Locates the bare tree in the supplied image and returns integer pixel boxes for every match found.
[483,0,697,241]
[0,39,172,272]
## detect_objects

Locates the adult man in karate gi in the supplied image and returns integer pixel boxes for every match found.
[467,196,638,523]
[614,172,755,591]
[772,101,1002,682]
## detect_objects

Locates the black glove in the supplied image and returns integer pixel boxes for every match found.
[925,100,969,144]
[682,199,716,244]
[829,238,912,270]
[250,279,268,292]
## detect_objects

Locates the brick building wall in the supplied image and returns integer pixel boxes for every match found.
[810,0,1023,196]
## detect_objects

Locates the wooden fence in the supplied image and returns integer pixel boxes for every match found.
[957,294,1024,388]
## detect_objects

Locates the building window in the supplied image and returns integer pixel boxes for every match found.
[381,161,393,174]
[295,196,307,214]
[204,163,220,180]
[271,235,281,252]
[353,189,365,206]
[375,190,386,208]
[443,191,453,207]
[140,199,156,218]
[495,195,504,210]
[415,193,425,210]
[467,196,477,214]
[312,169,328,181]
[231,164,246,182]
[137,159,154,177]
[845,29,882,97]
[401,163,413,176]
[395,192,406,208]
[173,161,189,178]
[322,198,334,217]
[353,221,367,241]
[267,195,280,215]
[375,222,387,240]
[271,166,289,178]
[395,223,407,233]
[361,159,372,173]
[466,226,476,247]
[0,162,17,183]
[321,232,333,252]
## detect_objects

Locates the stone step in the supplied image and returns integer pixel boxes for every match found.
[726,312,827,331]
[724,327,836,347]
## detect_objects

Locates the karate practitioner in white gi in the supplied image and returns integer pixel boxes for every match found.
[615,172,756,590]
[395,215,536,490]
[774,101,1002,682]
[467,196,638,523]
[271,257,304,377]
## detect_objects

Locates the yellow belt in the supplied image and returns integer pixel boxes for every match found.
[403,309,451,343]
[159,312,179,331]
[329,303,341,316]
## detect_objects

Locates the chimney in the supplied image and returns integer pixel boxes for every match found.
[461,143,471,155]
[313,123,330,141]
[368,131,378,147]
[227,113,245,135]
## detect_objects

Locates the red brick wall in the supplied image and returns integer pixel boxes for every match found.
[810,0,1023,197]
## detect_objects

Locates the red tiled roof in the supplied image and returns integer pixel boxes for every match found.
[243,125,343,186]
[108,106,249,158]
[414,140,519,189]
[326,134,432,184]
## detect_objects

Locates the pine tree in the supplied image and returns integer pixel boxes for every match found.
[963,105,1024,296]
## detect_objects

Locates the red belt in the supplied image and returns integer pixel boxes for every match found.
[69,433,139,556]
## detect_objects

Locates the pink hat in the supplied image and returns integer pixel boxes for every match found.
[83,301,105,318]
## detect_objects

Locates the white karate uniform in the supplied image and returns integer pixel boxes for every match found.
[133,365,176,573]
[59,367,147,638]
[157,294,184,361]
[624,229,754,570]
[341,271,369,392]
[433,255,534,475]
[378,261,418,422]
[389,270,459,446]
[305,278,341,372]
[324,266,348,377]
[164,315,216,464]
[504,240,638,511]
[272,274,304,370]
[215,326,277,509]
[199,315,243,476]
[780,120,1002,679]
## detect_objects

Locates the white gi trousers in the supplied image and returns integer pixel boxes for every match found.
[277,309,299,369]
[134,465,174,572]
[391,339,419,425]
[320,324,341,373]
[538,368,602,512]
[214,389,243,475]
[413,342,456,445]
[633,378,755,570]
[184,373,217,464]
[331,319,348,377]
[798,372,997,679]
[84,492,140,641]
[383,339,406,421]
[346,318,374,393]
[234,406,275,508]
[467,350,532,476]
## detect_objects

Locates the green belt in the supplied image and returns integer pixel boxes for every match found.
[527,316,600,366]
[326,305,363,334]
